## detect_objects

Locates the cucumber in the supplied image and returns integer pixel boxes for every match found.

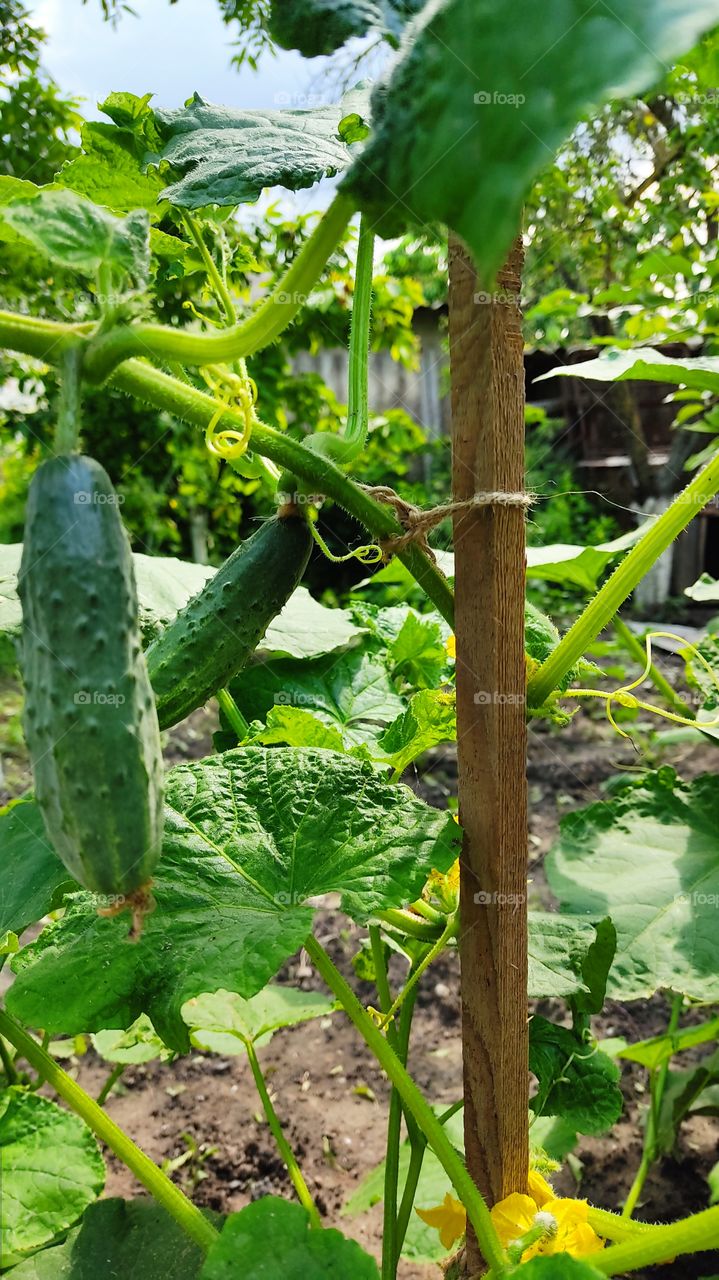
[146,510,312,730]
[18,455,164,902]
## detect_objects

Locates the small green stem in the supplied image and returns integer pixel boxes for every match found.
[395,1135,427,1255]
[245,1038,321,1228]
[370,926,420,1280]
[0,1036,18,1084]
[97,1061,126,1107]
[0,1008,218,1252]
[587,1206,653,1242]
[622,992,683,1219]
[182,212,237,324]
[55,342,83,454]
[216,687,250,740]
[527,454,719,707]
[379,917,456,1031]
[83,195,354,381]
[612,616,690,717]
[304,935,506,1273]
[345,216,374,457]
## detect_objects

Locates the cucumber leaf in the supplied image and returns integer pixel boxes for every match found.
[547,769,719,1001]
[537,347,719,396]
[345,1,719,281]
[0,189,150,282]
[0,1089,105,1266]
[91,1015,171,1065]
[200,1199,379,1278]
[0,799,74,938]
[184,985,335,1054]
[8,747,459,1050]
[152,86,371,210]
[228,649,405,749]
[376,689,456,775]
[7,1198,210,1279]
[529,1017,623,1136]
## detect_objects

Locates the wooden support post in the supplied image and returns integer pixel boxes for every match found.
[449,236,528,1273]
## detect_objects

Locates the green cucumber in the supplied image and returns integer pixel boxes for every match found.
[18,455,164,902]
[146,509,312,730]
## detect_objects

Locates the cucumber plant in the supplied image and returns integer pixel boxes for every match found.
[2,2,719,1278]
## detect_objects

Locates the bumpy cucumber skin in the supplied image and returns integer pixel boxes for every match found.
[18,455,164,898]
[146,513,312,730]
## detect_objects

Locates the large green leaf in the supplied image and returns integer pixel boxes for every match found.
[269,0,420,56]
[152,87,371,210]
[91,1015,170,1065]
[8,748,458,1049]
[0,548,359,656]
[526,914,612,1002]
[345,2,719,280]
[184,985,335,1054]
[529,1017,623,1136]
[547,769,719,1001]
[538,347,719,396]
[0,800,73,938]
[200,1198,379,1278]
[0,1089,104,1265]
[0,190,150,282]
[228,649,405,749]
[7,1197,209,1279]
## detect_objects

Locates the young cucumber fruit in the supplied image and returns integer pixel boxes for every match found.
[146,509,312,730]
[19,455,164,901]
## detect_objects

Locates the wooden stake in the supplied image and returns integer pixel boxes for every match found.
[449,236,528,1272]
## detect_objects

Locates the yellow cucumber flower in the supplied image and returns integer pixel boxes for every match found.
[416,1172,604,1263]
[491,1173,604,1263]
[416,1192,466,1250]
[446,633,456,659]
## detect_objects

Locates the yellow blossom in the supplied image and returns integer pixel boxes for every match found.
[446,634,456,659]
[427,858,460,912]
[491,1178,605,1263]
[416,1192,466,1250]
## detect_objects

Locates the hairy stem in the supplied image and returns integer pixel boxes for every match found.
[0,1008,219,1252]
[245,1039,321,1228]
[304,935,506,1273]
[592,1203,719,1274]
[527,456,719,707]
[55,342,83,454]
[83,195,354,381]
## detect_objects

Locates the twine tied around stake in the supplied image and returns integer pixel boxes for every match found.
[361,485,536,561]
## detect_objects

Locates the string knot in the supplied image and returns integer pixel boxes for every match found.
[361,486,535,560]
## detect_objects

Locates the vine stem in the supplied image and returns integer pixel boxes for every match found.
[622,992,683,1218]
[591,1203,719,1275]
[216,687,250,740]
[527,455,719,707]
[182,212,237,325]
[304,935,507,1274]
[245,1039,321,1229]
[378,917,456,1031]
[55,342,83,454]
[83,194,354,381]
[96,1061,126,1107]
[345,215,374,457]
[0,1008,219,1253]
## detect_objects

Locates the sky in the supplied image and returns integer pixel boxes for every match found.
[32,0,358,117]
